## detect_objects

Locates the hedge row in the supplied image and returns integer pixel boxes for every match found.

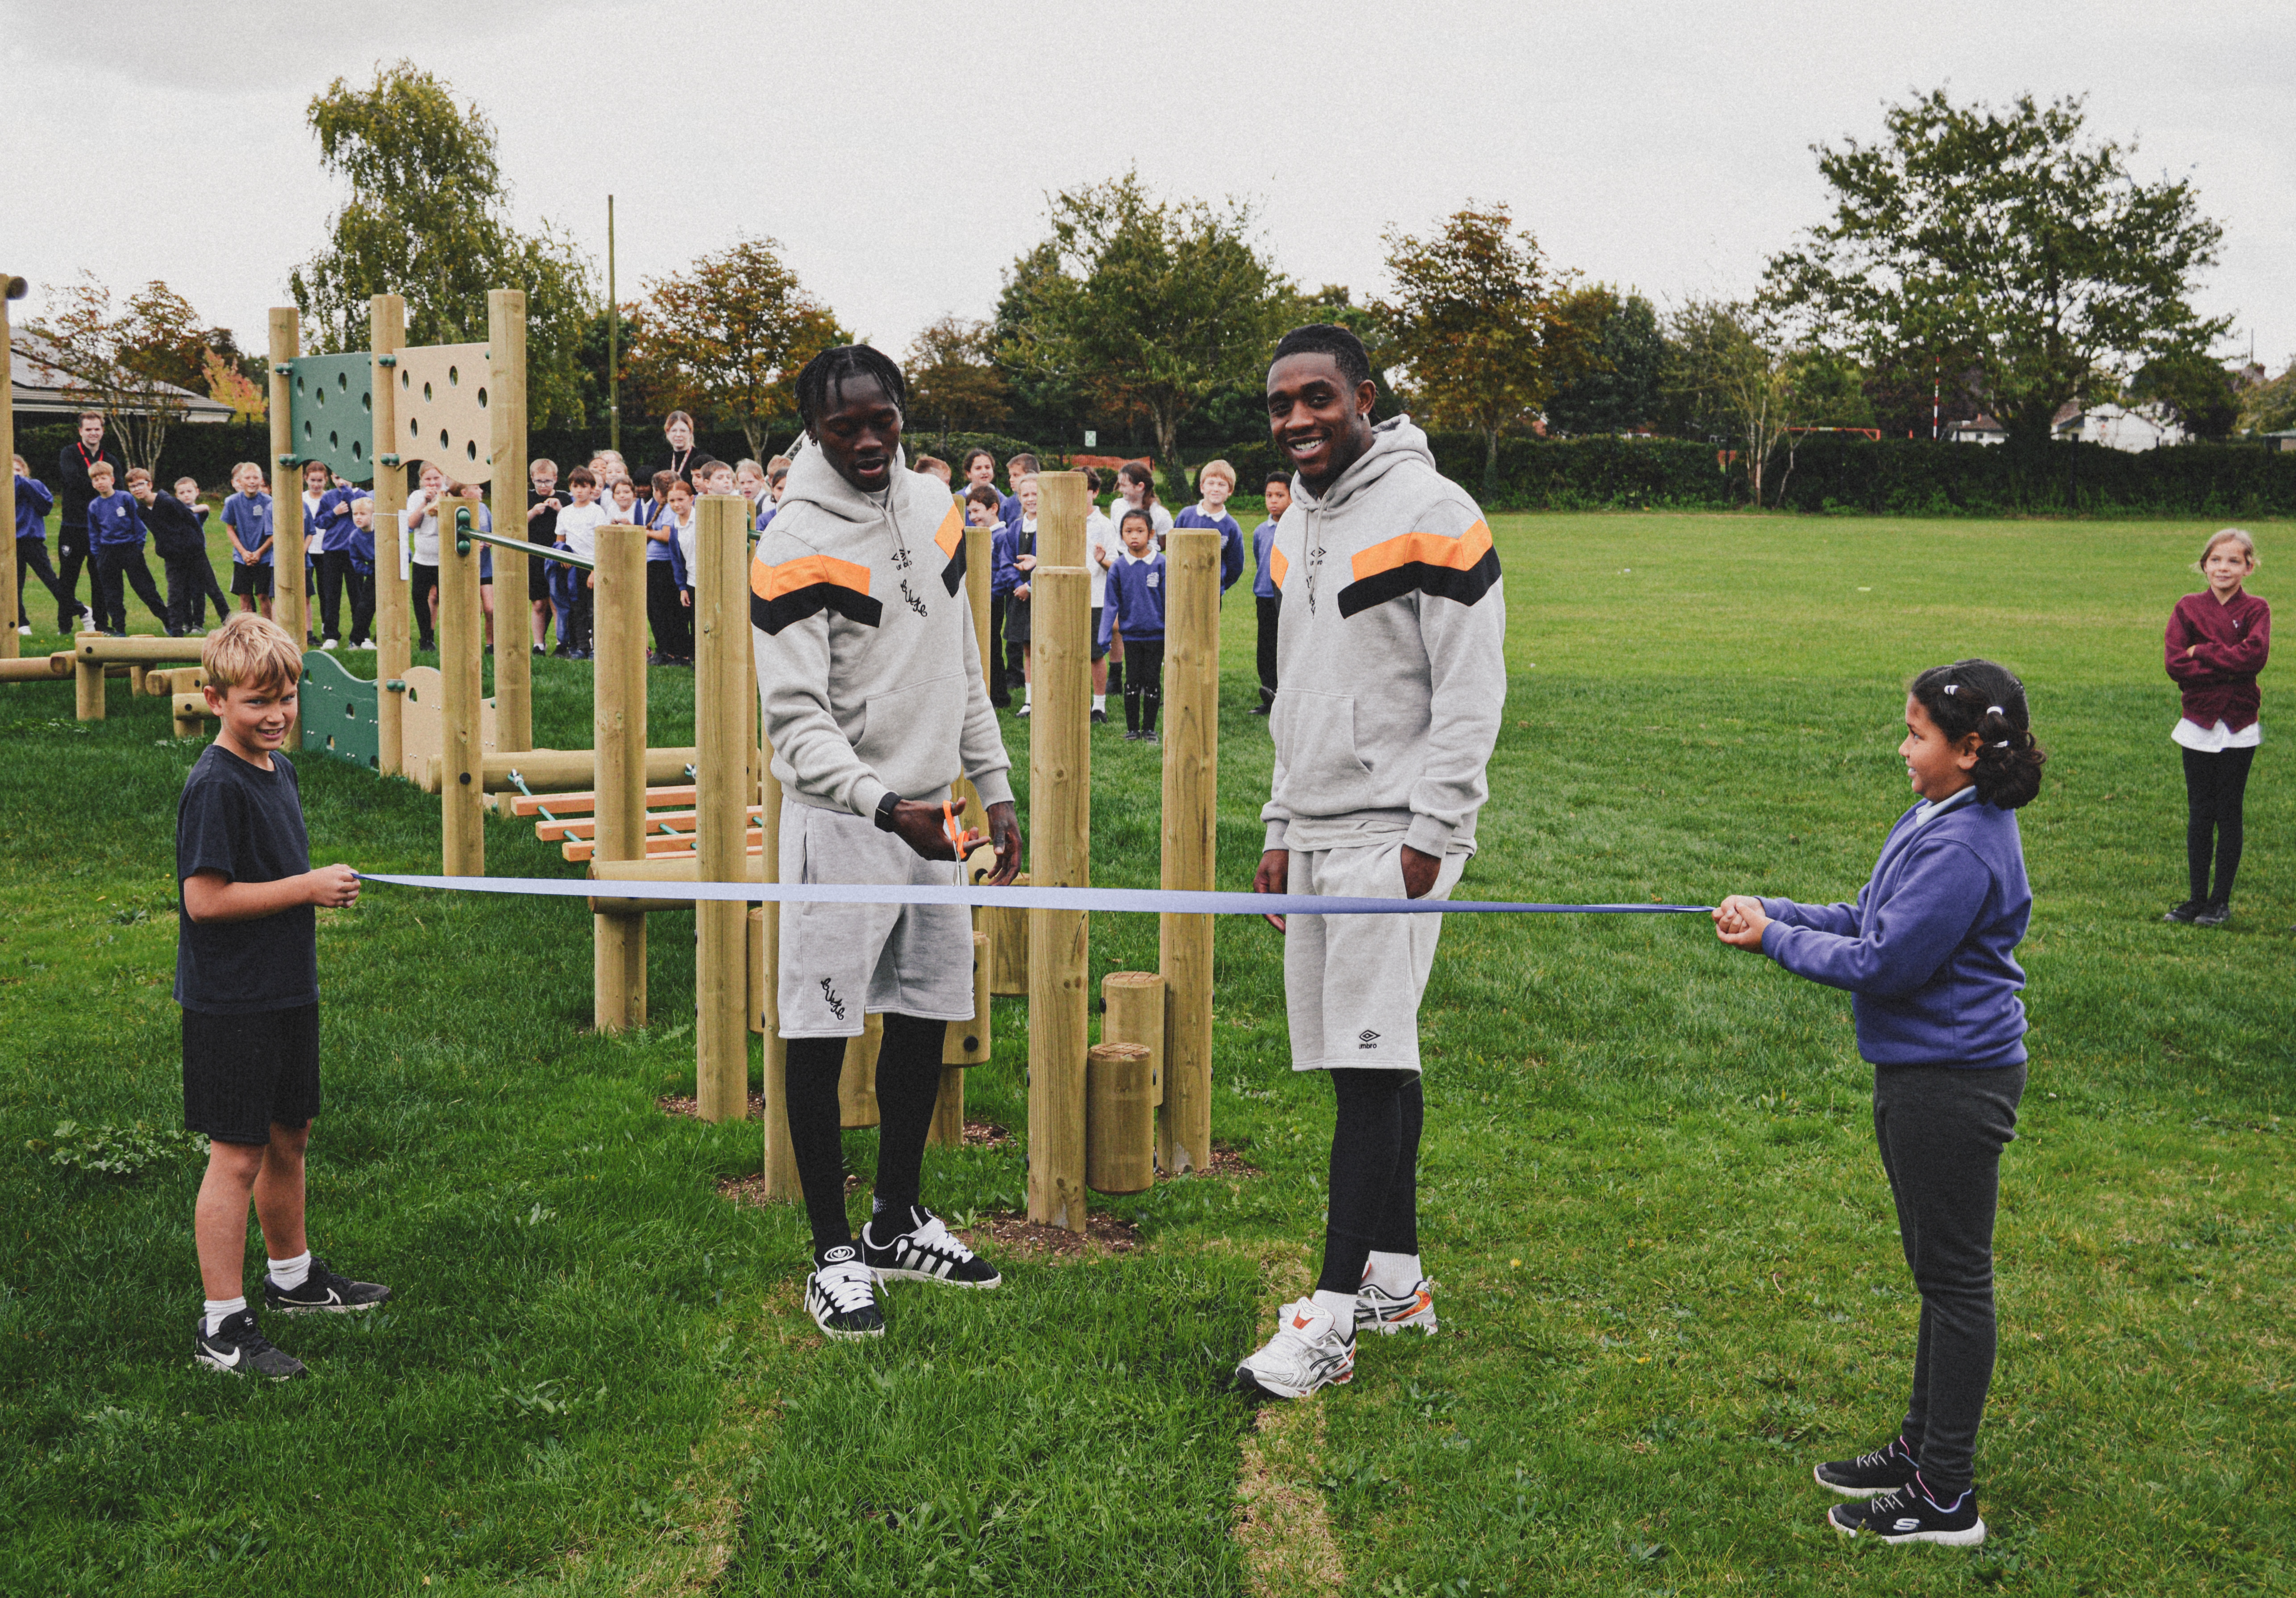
[19,418,2292,519]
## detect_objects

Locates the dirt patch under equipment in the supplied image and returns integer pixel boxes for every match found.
[956,1209,1141,1259]
[658,1092,766,1120]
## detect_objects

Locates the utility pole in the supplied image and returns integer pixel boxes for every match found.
[607,195,619,457]
[1932,357,1940,442]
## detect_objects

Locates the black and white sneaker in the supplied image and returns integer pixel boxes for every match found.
[863,1207,1001,1287]
[2194,899,2231,927]
[1091,708,1108,724]
[194,1309,308,1380]
[2163,900,2204,923]
[1814,1434,1918,1498]
[805,1245,885,1339]
[1828,1474,1985,1546]
[264,1258,391,1315]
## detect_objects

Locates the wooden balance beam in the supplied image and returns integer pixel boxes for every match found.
[74,632,209,719]
[0,652,71,683]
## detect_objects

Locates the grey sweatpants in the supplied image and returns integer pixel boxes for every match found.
[1873,1060,2025,1497]
[1283,839,1466,1071]
[775,797,974,1038]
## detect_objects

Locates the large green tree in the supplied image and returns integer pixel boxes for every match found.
[290,61,595,430]
[904,315,1011,450]
[1765,89,2228,448]
[1547,290,1664,436]
[1005,171,1289,498]
[1664,300,1872,507]
[29,273,218,471]
[1376,204,1602,491]
[625,238,844,464]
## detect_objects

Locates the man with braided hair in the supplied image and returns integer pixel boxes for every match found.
[753,345,1023,1338]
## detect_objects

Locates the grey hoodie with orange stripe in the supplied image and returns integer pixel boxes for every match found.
[751,444,1014,819]
[1261,415,1506,859]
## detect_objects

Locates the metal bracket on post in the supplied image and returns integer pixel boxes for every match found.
[454,505,473,557]
[376,354,397,368]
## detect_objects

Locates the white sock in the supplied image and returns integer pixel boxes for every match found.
[1022,685,1032,706]
[1364,1250,1423,1293]
[1092,694,1106,712]
[1310,1289,1357,1328]
[203,1296,247,1336]
[267,1251,312,1290]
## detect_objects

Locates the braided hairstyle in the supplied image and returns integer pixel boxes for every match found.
[794,345,907,433]
[1908,659,2046,810]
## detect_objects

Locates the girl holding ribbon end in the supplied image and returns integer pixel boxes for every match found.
[1712,660,2046,1548]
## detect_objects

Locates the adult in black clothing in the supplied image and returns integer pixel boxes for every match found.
[54,412,121,631]
[652,411,700,488]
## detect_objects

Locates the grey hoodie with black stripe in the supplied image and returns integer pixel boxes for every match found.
[1261,415,1506,858]
[751,444,1013,819]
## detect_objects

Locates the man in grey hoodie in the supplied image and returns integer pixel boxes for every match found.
[1236,324,1507,1401]
[754,345,1023,1340]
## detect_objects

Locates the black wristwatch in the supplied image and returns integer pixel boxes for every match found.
[873,790,902,831]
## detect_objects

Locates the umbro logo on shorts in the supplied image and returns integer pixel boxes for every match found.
[1357,1029,1380,1049]
[819,977,847,1022]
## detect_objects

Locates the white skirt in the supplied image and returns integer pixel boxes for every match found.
[2171,718,2261,753]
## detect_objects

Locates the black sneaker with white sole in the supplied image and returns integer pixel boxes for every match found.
[1814,1435,1918,1497]
[194,1309,308,1380]
[862,1207,1001,1287]
[1827,1474,1985,1546]
[264,1258,391,1315]
[805,1245,886,1339]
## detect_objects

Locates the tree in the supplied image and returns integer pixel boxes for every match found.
[2129,353,2240,442]
[1376,203,1601,492]
[1547,290,1664,436]
[1665,300,1871,507]
[29,273,214,472]
[905,315,1010,448]
[1765,89,2228,449]
[290,61,595,429]
[2236,362,2296,438]
[1006,171,1289,499]
[203,349,266,423]
[625,238,845,464]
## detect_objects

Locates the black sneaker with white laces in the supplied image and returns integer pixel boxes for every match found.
[1814,1434,1918,1497]
[1827,1473,1985,1546]
[862,1206,1001,1287]
[194,1309,308,1379]
[805,1244,885,1339]
[264,1258,391,1315]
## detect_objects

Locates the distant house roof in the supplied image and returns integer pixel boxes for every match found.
[9,328,234,423]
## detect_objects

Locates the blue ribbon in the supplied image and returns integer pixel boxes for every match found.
[357,872,1712,917]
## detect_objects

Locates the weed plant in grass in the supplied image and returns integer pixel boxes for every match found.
[0,511,2288,1595]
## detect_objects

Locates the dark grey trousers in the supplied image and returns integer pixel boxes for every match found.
[1873,1060,2025,1498]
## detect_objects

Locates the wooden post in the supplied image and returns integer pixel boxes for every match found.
[1086,1043,1155,1195]
[1101,971,1166,1110]
[593,522,647,1030]
[953,516,997,838]
[1024,549,1091,1230]
[694,494,750,1122]
[268,308,307,666]
[74,643,104,719]
[760,726,799,1198]
[840,1013,883,1128]
[1159,528,1220,1175]
[931,930,990,1147]
[488,289,531,753]
[370,295,410,777]
[0,274,22,658]
[984,889,1030,994]
[438,504,485,876]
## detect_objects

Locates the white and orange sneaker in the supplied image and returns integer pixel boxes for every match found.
[1234,1298,1356,1400]
[1355,1274,1439,1337]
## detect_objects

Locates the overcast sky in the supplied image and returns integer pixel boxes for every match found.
[6,0,2291,380]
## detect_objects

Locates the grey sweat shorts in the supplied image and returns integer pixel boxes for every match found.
[1284,839,1467,1072]
[776,797,975,1038]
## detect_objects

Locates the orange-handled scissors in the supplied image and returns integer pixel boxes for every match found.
[942,800,986,858]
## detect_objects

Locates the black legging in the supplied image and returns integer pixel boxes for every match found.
[1122,637,1165,733]
[784,1013,948,1255]
[12,539,67,627]
[645,559,690,660]
[410,562,439,650]
[1314,1067,1423,1295]
[2182,744,2257,904]
[1255,594,1280,703]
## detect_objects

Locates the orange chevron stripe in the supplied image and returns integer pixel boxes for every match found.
[1270,545,1289,589]
[752,552,873,602]
[1349,520,1493,582]
[933,500,965,559]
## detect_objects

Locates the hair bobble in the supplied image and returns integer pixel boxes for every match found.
[1992,739,2009,747]
[1942,683,1959,695]
[1985,705,2004,717]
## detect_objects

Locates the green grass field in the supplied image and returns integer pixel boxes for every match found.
[1,510,2288,1596]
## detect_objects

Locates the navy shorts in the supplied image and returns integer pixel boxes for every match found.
[230,564,274,598]
[1090,606,1107,661]
[183,1003,321,1144]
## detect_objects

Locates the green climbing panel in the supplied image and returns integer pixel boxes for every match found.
[299,650,380,769]
[286,352,376,484]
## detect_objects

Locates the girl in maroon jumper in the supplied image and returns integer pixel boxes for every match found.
[2163,529,2269,926]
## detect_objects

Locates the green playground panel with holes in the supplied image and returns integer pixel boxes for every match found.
[299,650,380,769]
[285,353,378,483]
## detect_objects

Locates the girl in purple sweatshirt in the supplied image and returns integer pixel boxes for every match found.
[2163,528,2267,926]
[1713,659,2045,1550]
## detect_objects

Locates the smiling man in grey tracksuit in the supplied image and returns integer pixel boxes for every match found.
[1235,324,1508,1401]
[753,345,1023,1341]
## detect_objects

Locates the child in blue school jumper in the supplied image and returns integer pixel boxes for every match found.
[10,454,67,634]
[1172,457,1246,596]
[1714,659,2046,1551]
[1098,507,1167,739]
[84,460,170,633]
